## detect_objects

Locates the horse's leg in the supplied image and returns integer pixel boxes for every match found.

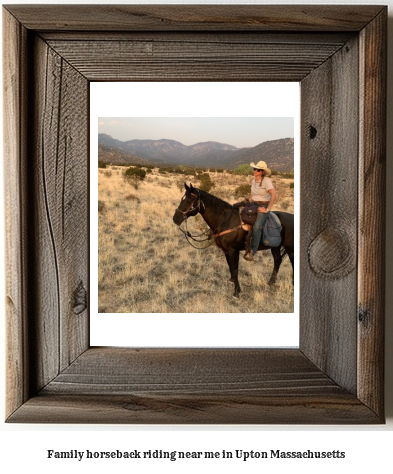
[227,248,241,298]
[225,253,234,282]
[268,247,282,286]
[287,249,294,285]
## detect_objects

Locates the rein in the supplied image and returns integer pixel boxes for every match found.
[176,190,243,249]
[178,219,215,249]
[176,191,214,249]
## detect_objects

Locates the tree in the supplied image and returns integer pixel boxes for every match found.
[233,164,253,175]
[198,173,215,192]
[123,167,146,189]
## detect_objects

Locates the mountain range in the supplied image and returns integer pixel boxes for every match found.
[98,133,294,172]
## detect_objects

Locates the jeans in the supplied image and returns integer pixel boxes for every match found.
[251,205,268,255]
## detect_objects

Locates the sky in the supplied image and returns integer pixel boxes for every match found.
[98,117,294,148]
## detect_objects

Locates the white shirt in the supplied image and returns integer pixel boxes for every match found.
[251,177,274,202]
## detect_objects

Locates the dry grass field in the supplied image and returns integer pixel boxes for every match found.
[98,166,294,313]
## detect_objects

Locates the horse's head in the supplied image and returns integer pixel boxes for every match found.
[173,183,202,225]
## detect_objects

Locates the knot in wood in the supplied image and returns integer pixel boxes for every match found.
[358,307,370,326]
[73,281,87,315]
[309,125,317,139]
[308,228,355,279]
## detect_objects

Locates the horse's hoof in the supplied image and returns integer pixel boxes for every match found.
[233,291,240,299]
[229,277,234,282]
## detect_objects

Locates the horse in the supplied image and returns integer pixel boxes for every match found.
[173,183,294,298]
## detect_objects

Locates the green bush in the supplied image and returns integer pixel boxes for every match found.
[234,184,251,199]
[98,160,107,169]
[123,167,146,189]
[233,164,253,175]
[198,173,215,192]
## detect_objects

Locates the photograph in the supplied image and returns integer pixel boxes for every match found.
[96,117,295,314]
[89,83,299,348]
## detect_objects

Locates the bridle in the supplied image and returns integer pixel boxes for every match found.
[175,189,243,249]
[174,190,205,220]
[174,191,213,248]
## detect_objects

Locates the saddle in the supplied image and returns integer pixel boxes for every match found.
[233,200,255,252]
[233,200,282,251]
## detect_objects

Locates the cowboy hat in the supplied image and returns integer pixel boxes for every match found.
[250,160,271,176]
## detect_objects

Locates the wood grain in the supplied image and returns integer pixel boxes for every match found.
[29,36,89,389]
[3,8,30,418]
[5,32,90,395]
[3,4,386,424]
[3,5,384,32]
[7,348,379,424]
[358,9,387,417]
[46,37,348,81]
[300,36,359,393]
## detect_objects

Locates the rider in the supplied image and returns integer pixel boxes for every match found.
[244,160,276,261]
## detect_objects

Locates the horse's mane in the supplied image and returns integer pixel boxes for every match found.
[197,189,234,214]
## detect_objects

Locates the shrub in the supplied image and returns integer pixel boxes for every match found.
[290,182,294,189]
[198,173,215,192]
[213,186,232,201]
[98,200,106,213]
[98,160,107,169]
[125,194,140,203]
[233,164,253,175]
[123,167,146,189]
[104,170,112,178]
[234,184,251,199]
[280,172,294,179]
[176,179,186,192]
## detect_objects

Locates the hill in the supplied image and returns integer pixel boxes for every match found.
[98,143,164,166]
[98,134,294,171]
[229,138,294,172]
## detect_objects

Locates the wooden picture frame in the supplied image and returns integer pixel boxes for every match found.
[3,5,386,424]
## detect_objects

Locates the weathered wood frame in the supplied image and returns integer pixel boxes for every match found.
[3,5,386,424]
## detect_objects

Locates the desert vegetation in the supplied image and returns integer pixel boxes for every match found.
[98,165,294,313]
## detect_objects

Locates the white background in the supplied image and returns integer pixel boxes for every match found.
[1,1,392,473]
[90,82,300,348]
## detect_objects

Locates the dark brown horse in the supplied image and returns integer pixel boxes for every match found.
[173,183,294,298]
